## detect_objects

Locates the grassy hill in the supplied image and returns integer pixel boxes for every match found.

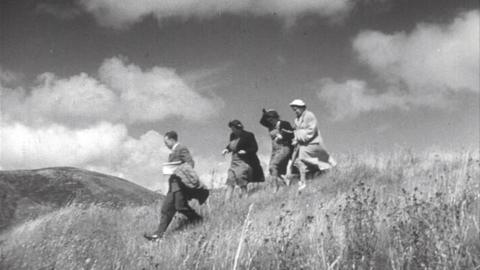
[0,167,161,231]
[0,150,479,270]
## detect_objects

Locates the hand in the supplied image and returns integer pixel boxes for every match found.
[238,150,246,155]
[222,149,229,156]
[270,129,279,136]
[292,140,298,146]
[275,134,283,141]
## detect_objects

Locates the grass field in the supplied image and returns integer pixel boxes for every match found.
[1,149,479,270]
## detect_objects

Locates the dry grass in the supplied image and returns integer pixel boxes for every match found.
[1,149,479,270]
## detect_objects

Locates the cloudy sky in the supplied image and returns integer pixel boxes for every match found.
[1,0,478,191]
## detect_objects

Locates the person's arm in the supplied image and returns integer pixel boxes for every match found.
[222,133,234,155]
[294,112,318,143]
[226,133,235,151]
[279,121,294,141]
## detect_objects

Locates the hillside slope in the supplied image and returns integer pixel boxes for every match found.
[0,167,160,230]
[0,151,479,270]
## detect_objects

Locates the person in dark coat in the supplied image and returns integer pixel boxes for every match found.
[222,120,264,201]
[144,131,205,241]
[260,109,294,192]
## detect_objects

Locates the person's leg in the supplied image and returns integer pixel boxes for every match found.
[285,160,294,186]
[224,168,237,202]
[270,166,280,193]
[144,191,175,240]
[175,190,202,223]
[295,146,310,191]
[155,191,176,235]
[239,184,248,198]
[224,184,235,202]
[286,145,299,187]
[240,165,252,197]
[297,162,307,191]
[238,170,250,198]
[275,146,291,187]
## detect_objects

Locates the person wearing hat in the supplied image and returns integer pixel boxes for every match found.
[288,99,336,190]
[222,120,265,200]
[260,109,295,192]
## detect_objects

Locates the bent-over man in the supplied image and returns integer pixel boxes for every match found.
[144,131,208,241]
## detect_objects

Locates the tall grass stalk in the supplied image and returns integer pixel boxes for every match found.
[233,203,254,270]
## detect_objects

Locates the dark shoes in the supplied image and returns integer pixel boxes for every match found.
[143,232,163,241]
[144,215,202,241]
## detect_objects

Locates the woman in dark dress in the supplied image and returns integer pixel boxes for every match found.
[222,120,264,201]
[260,109,294,192]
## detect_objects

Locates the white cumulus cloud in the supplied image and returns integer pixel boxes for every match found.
[318,10,479,120]
[0,67,23,86]
[98,57,223,123]
[317,78,406,120]
[0,57,223,125]
[0,121,127,169]
[353,10,479,93]
[27,72,120,124]
[0,59,225,190]
[79,0,354,29]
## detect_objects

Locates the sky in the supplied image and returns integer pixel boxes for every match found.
[0,0,479,191]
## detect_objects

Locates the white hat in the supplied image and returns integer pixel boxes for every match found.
[289,99,306,107]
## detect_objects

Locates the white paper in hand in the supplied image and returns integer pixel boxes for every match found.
[162,163,179,175]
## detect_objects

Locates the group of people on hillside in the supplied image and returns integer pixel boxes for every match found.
[144,99,336,241]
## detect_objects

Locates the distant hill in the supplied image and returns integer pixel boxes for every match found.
[0,167,161,230]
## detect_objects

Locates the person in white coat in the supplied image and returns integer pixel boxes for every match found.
[288,99,336,190]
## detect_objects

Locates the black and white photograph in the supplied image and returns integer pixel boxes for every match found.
[0,0,479,269]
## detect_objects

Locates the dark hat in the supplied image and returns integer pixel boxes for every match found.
[264,109,279,119]
[228,119,244,129]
